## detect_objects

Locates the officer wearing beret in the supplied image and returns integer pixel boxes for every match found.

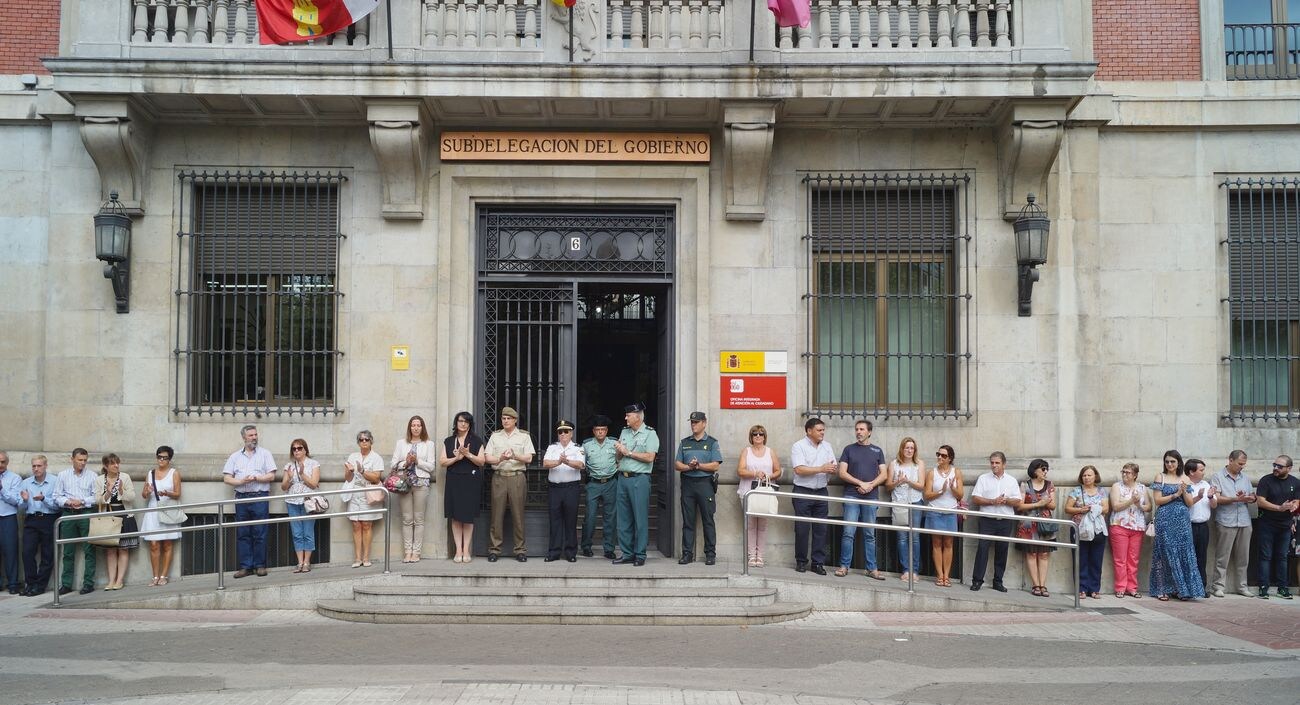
[580,415,618,558]
[484,406,535,562]
[675,411,723,565]
[613,403,658,566]
[543,419,585,562]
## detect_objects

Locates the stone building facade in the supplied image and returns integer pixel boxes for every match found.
[0,0,1295,589]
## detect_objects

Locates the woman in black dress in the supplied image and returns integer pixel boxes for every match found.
[440,411,486,563]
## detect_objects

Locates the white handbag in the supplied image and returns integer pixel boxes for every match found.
[746,476,779,515]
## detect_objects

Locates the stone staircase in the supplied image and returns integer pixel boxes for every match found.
[315,566,813,625]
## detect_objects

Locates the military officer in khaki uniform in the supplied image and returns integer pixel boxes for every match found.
[484,406,535,562]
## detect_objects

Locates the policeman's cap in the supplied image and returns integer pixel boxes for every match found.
[623,403,645,413]
[500,406,519,419]
[689,411,707,422]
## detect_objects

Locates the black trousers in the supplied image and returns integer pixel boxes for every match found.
[1191,521,1210,589]
[547,481,581,560]
[792,486,829,566]
[679,475,717,558]
[23,513,58,591]
[972,516,1014,584]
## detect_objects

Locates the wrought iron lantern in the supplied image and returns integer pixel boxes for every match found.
[94,191,132,313]
[1012,193,1050,317]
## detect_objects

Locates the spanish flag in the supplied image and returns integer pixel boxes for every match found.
[255,0,381,44]
[551,0,576,6]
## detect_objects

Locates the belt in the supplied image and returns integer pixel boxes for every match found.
[495,471,522,477]
[235,491,269,497]
[620,471,647,479]
[27,512,56,517]
[588,476,615,484]
[550,480,581,488]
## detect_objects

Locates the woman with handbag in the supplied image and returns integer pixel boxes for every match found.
[1109,462,1149,597]
[1064,465,1109,599]
[1148,450,1205,601]
[391,415,436,563]
[922,445,963,587]
[93,453,136,590]
[281,438,321,573]
[344,430,385,568]
[441,411,486,563]
[1016,458,1057,597]
[736,424,781,568]
[140,445,183,586]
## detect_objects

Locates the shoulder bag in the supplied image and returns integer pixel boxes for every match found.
[152,470,188,525]
[304,493,330,514]
[89,502,124,547]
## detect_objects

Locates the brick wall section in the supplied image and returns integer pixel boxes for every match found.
[0,1,61,75]
[1094,0,1202,80]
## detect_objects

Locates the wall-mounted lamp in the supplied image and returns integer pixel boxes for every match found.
[94,191,132,314]
[1013,193,1050,317]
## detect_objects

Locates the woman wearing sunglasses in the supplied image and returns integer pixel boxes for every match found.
[281,439,320,573]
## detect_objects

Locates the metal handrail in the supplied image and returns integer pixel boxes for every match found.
[52,485,392,606]
[741,489,1082,608]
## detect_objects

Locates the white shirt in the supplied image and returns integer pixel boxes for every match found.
[543,441,585,484]
[1188,479,1213,523]
[222,446,277,493]
[790,437,836,490]
[972,471,1022,517]
[54,468,98,508]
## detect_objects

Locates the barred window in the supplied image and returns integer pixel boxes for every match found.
[174,171,346,416]
[804,173,971,420]
[1223,176,1300,422]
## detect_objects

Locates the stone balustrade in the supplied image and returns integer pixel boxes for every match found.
[606,0,725,50]
[423,0,543,49]
[129,0,372,46]
[780,0,1013,50]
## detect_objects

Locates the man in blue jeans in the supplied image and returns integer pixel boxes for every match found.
[222,425,277,578]
[835,420,888,579]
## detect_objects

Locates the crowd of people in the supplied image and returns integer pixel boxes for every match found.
[0,410,1297,600]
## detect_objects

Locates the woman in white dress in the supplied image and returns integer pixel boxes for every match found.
[140,445,183,586]
[345,430,385,567]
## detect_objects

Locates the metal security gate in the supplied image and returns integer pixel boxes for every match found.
[474,205,675,557]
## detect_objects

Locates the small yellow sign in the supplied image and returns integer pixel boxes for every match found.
[719,351,788,374]
[391,346,410,371]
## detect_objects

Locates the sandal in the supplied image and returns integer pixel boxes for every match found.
[149,577,161,587]
[1089,592,1100,599]
[1031,586,1044,597]
[302,565,311,572]
[292,566,304,574]
[158,576,168,586]
[1156,594,1169,602]
[834,567,849,577]
[361,561,371,568]
[1040,587,1050,598]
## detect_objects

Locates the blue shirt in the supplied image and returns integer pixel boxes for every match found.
[0,469,20,516]
[839,443,886,499]
[582,438,618,479]
[12,475,59,514]
[53,468,97,509]
[222,446,277,493]
[675,434,723,478]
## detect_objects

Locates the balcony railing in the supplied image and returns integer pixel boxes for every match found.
[130,0,373,46]
[782,0,1011,50]
[92,0,1053,61]
[1225,22,1300,80]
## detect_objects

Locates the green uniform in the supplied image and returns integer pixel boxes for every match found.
[676,434,723,559]
[615,423,658,560]
[581,437,619,555]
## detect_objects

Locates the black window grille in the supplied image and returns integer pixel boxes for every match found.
[179,512,331,576]
[174,171,346,416]
[1222,176,1300,422]
[803,173,972,420]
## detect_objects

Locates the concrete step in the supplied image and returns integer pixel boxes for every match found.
[351,584,780,608]
[395,568,733,589]
[315,600,813,625]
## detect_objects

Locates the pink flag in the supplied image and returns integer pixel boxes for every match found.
[767,0,810,28]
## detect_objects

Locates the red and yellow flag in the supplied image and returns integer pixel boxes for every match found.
[255,0,381,44]
[551,0,576,7]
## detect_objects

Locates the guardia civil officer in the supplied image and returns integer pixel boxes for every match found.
[613,403,658,566]
[675,411,722,565]
[580,415,618,558]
